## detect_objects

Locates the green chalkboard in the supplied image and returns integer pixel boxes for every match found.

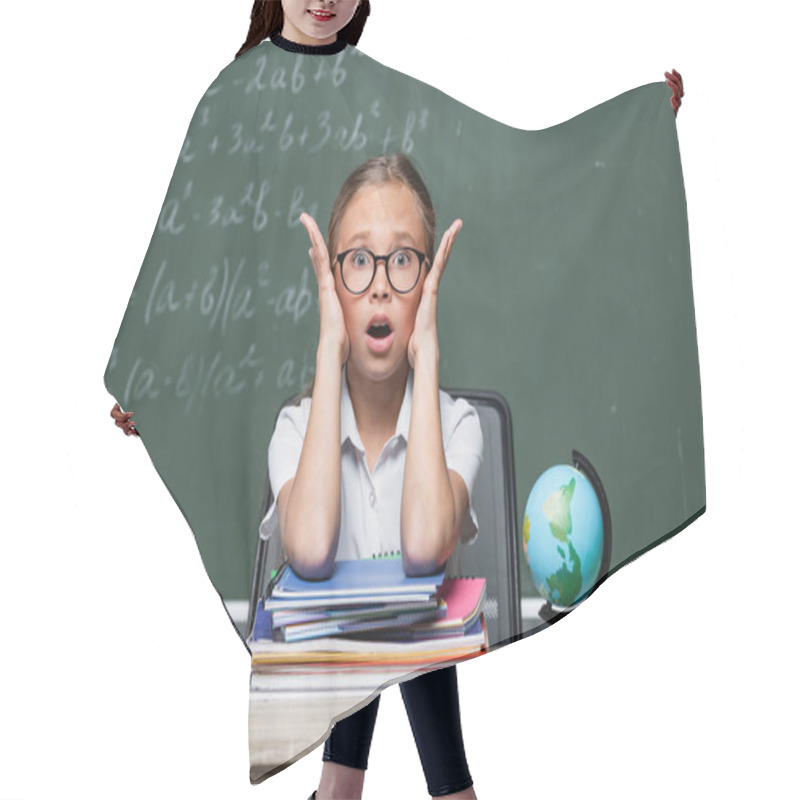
[105,41,704,608]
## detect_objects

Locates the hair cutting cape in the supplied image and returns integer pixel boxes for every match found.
[104,40,704,781]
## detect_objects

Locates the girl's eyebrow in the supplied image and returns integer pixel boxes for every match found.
[344,231,419,249]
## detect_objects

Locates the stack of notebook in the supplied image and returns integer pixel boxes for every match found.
[249,557,487,686]
[260,557,446,643]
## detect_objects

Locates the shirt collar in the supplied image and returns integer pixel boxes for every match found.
[340,367,414,449]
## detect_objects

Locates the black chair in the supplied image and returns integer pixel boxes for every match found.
[247,389,521,648]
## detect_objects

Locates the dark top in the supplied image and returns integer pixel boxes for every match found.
[270,31,348,55]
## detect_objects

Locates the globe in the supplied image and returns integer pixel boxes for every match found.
[523,464,604,609]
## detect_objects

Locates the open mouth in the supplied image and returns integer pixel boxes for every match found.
[366,316,394,353]
[367,323,392,339]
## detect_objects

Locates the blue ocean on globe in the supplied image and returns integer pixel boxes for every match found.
[523,464,604,608]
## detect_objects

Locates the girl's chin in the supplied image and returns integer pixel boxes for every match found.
[348,348,410,383]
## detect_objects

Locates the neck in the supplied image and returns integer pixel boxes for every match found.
[346,362,408,439]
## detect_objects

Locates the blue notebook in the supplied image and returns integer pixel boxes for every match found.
[252,601,272,642]
[271,558,445,600]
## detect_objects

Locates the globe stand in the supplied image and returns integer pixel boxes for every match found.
[538,600,571,623]
[537,449,613,624]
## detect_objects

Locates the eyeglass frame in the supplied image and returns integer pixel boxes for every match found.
[332,247,431,295]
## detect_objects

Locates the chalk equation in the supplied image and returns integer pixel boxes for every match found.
[109,42,450,422]
[114,343,317,416]
[143,255,315,332]
[158,181,320,236]
[243,49,350,96]
[180,104,430,163]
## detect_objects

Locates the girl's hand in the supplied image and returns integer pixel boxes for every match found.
[665,69,684,116]
[300,212,349,365]
[407,219,463,370]
[110,402,139,437]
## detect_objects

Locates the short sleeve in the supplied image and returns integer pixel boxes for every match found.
[258,400,310,541]
[442,396,484,545]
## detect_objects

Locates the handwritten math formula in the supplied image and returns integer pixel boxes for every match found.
[108,46,441,413]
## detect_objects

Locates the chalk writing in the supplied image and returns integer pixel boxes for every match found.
[119,342,313,415]
[248,102,430,157]
[208,179,271,232]
[145,257,256,334]
[123,357,160,405]
[112,45,448,429]
[199,259,256,335]
[176,348,251,414]
[380,109,429,155]
[257,260,271,289]
[159,199,186,236]
[157,179,323,235]
[228,122,262,156]
[265,266,313,324]
[158,181,193,235]
[246,52,348,96]
[276,351,317,393]
[144,256,313,331]
[179,135,196,164]
[288,185,319,228]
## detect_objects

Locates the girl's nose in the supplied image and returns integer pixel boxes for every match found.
[370,257,391,298]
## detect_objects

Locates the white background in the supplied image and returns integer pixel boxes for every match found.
[1,1,797,797]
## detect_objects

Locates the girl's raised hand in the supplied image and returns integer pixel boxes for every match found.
[407,219,463,370]
[299,212,349,365]
[110,402,139,436]
[665,69,684,116]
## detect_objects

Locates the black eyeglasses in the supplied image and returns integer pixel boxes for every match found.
[333,247,429,295]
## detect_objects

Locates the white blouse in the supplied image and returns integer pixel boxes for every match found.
[259,369,483,561]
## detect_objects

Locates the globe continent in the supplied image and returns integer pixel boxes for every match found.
[524,465,604,608]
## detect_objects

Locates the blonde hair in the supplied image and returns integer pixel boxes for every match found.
[327,153,436,262]
[292,154,436,404]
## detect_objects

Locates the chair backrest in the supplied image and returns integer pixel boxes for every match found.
[447,390,521,648]
[247,389,521,648]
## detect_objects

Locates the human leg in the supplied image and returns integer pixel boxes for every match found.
[315,694,381,800]
[314,763,366,800]
[399,666,475,798]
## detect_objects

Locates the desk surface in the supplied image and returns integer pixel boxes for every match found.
[249,664,422,782]
[248,614,499,781]
[248,601,555,780]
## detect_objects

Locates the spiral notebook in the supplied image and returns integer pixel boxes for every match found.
[269,556,445,601]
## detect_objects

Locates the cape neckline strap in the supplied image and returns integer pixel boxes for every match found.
[270,32,348,55]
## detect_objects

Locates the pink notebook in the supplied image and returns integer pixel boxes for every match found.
[421,577,487,633]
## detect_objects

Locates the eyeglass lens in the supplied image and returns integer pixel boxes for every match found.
[342,248,421,294]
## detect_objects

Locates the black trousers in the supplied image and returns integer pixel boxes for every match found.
[322,665,473,797]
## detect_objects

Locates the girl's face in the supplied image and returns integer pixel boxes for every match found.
[281,1,361,46]
[333,181,427,385]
